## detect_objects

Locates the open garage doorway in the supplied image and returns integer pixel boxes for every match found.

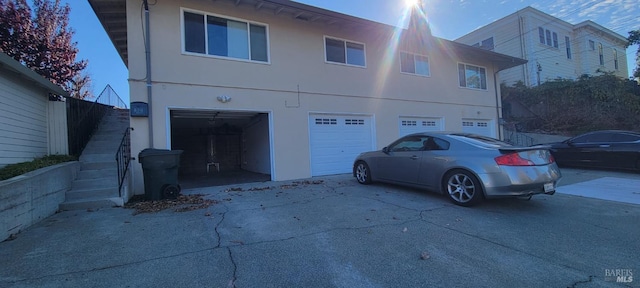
[170,109,272,189]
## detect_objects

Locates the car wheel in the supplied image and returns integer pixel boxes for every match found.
[355,161,372,185]
[443,170,483,207]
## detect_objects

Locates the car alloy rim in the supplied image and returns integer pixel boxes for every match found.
[356,164,367,182]
[447,174,475,203]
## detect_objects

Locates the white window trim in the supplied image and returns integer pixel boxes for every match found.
[323,35,367,68]
[399,51,431,77]
[457,62,488,91]
[180,7,271,64]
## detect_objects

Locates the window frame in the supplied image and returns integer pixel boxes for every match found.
[399,51,430,77]
[323,36,367,68]
[458,62,488,91]
[613,49,619,70]
[180,8,271,64]
[565,36,572,59]
[598,43,604,66]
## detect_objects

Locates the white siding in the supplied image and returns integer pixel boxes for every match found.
[0,69,48,166]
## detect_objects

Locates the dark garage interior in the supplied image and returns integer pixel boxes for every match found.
[170,110,271,189]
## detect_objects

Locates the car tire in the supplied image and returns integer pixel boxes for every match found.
[355,161,372,185]
[443,170,483,207]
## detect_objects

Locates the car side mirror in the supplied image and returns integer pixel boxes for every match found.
[382,147,389,154]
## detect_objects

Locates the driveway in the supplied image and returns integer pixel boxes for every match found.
[0,169,638,287]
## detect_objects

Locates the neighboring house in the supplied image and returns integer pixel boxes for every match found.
[88,0,525,192]
[456,6,628,87]
[0,52,69,168]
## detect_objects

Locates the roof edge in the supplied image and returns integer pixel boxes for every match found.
[0,52,70,97]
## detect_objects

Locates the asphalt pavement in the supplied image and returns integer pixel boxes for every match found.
[0,168,638,287]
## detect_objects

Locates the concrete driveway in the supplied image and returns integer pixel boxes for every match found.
[0,168,638,287]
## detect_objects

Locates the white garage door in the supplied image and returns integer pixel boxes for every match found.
[399,117,443,136]
[461,119,494,137]
[309,114,374,176]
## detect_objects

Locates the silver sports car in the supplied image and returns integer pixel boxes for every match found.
[353,132,561,206]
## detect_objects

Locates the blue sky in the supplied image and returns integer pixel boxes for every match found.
[66,0,640,104]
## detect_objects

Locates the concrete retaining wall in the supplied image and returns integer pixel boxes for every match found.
[0,161,79,241]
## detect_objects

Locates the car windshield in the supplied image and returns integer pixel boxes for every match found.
[449,133,513,148]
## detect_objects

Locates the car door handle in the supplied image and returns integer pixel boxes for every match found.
[410,155,418,160]
[599,144,610,148]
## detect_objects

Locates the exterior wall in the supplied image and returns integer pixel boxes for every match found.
[574,26,628,78]
[126,0,507,193]
[456,7,628,86]
[0,68,49,167]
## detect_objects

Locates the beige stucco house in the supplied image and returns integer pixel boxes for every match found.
[88,0,525,193]
[0,52,69,168]
[456,6,629,87]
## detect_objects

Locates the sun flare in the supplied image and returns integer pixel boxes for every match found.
[404,0,420,8]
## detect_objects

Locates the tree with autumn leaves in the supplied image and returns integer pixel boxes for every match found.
[0,0,91,99]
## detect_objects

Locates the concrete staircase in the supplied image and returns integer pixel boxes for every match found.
[59,108,130,210]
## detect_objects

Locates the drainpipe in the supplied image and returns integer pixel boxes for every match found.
[143,0,154,147]
[494,70,502,140]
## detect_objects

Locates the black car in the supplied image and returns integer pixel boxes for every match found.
[546,130,640,171]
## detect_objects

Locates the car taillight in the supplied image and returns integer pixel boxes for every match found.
[549,154,555,163]
[495,153,535,166]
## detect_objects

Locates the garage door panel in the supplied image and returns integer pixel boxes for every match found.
[310,115,373,176]
[462,119,494,137]
[399,117,443,136]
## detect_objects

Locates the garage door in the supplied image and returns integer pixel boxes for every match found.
[309,114,374,176]
[462,119,494,137]
[399,117,443,136]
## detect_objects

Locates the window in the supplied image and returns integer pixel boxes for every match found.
[545,30,551,47]
[589,40,595,50]
[471,37,494,51]
[458,63,487,90]
[325,37,365,67]
[565,36,572,59]
[538,27,559,48]
[315,118,337,125]
[388,136,449,152]
[401,120,417,126]
[183,10,269,62]
[345,119,365,125]
[400,52,430,76]
[598,43,604,65]
[613,49,619,70]
[538,27,545,44]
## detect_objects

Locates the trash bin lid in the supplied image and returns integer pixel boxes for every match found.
[138,148,183,159]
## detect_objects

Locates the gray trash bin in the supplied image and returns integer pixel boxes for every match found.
[138,148,183,200]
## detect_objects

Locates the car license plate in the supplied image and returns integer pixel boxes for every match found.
[544,183,554,192]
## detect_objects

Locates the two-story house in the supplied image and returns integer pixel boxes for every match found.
[456,6,628,87]
[88,0,525,193]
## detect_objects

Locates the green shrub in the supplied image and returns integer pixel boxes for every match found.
[0,155,77,181]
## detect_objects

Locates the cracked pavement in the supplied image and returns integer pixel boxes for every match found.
[1,172,639,287]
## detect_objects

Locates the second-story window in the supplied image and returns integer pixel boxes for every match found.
[598,43,604,65]
[613,49,618,70]
[324,36,366,67]
[183,10,269,62]
[458,63,487,90]
[565,36,572,59]
[400,52,430,76]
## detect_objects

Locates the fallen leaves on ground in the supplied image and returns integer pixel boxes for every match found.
[224,179,325,193]
[125,194,218,215]
[420,251,430,260]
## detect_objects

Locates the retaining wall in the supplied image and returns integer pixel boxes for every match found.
[0,161,79,241]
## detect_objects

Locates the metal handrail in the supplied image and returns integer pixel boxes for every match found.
[504,129,535,146]
[116,127,133,197]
